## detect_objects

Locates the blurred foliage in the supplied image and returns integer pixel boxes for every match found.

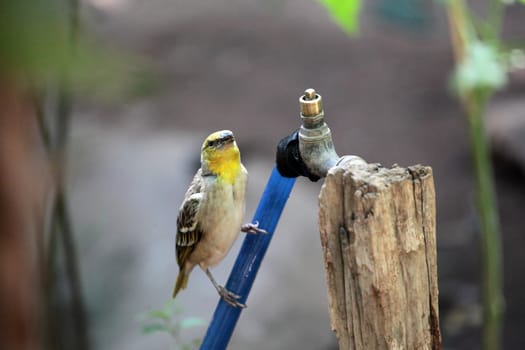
[508,48,525,69]
[0,0,71,76]
[0,0,157,100]
[446,0,525,98]
[445,1,512,348]
[376,0,429,28]
[317,0,361,35]
[138,300,205,350]
[0,0,157,348]
[453,41,508,95]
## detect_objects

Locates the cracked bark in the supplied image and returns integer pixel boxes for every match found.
[318,160,441,349]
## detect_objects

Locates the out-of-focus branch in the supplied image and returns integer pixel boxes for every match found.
[446,2,505,349]
[446,0,469,62]
[0,77,42,350]
[41,0,90,349]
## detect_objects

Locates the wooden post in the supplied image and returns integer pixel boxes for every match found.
[318,157,441,350]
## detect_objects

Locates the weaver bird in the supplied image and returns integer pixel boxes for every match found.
[173,130,265,308]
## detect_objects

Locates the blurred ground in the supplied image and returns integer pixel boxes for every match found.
[68,0,525,349]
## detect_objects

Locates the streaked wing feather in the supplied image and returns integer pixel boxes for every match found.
[176,170,204,267]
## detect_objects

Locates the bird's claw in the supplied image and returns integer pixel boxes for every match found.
[241,221,268,235]
[218,286,246,308]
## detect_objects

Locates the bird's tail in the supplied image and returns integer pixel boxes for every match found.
[172,271,189,298]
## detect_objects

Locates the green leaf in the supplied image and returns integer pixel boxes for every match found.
[142,323,168,334]
[453,41,508,94]
[179,317,206,330]
[318,0,362,35]
[140,299,182,321]
[145,309,172,321]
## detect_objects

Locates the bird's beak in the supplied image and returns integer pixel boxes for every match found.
[220,134,234,146]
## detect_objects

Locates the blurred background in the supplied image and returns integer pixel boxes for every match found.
[2,0,525,349]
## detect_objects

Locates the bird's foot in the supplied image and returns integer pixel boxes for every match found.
[241,221,268,235]
[217,285,246,308]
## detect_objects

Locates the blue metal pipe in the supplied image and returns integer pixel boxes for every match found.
[200,166,296,349]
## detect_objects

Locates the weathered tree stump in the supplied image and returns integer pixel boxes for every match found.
[318,157,441,350]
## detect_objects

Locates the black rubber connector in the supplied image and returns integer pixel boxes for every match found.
[276,130,320,182]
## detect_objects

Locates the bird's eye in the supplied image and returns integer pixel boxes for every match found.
[208,140,217,147]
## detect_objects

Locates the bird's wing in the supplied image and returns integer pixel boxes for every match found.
[176,170,205,268]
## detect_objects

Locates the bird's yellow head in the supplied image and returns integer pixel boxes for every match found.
[201,130,241,184]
